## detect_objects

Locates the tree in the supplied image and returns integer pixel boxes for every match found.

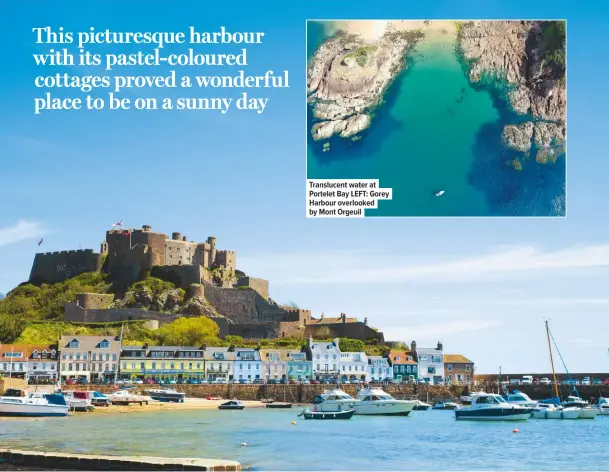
[338,338,365,352]
[156,316,220,346]
[225,335,244,346]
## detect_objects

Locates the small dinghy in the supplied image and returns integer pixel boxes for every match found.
[435,190,445,197]
[297,408,355,420]
[218,400,245,410]
[266,402,292,409]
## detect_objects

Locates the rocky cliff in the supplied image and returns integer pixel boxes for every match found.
[458,21,566,161]
[307,30,422,142]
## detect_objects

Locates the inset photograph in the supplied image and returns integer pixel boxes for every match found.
[306,20,566,217]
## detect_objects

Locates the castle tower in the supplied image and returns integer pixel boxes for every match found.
[207,236,217,265]
[172,232,181,241]
[100,241,108,255]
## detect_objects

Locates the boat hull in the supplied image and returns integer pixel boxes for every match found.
[266,403,292,409]
[356,401,414,416]
[413,404,430,411]
[455,408,533,421]
[0,403,69,417]
[218,406,245,410]
[300,409,355,420]
[532,408,581,419]
[578,408,599,419]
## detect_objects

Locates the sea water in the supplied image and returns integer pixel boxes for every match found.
[306,23,566,217]
[1,409,607,470]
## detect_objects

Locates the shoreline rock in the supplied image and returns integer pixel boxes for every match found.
[308,29,422,141]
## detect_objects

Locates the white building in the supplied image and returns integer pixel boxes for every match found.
[204,347,234,381]
[233,348,262,381]
[367,356,392,382]
[28,347,58,382]
[308,337,341,381]
[59,336,121,382]
[415,342,444,385]
[339,351,369,382]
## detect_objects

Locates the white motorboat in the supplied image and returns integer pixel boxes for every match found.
[107,389,151,405]
[144,387,185,403]
[62,390,95,412]
[412,400,431,411]
[0,392,70,417]
[311,389,358,413]
[504,390,538,408]
[592,397,609,415]
[355,387,416,416]
[435,190,445,197]
[532,403,581,420]
[460,391,486,405]
[562,395,589,408]
[432,400,459,410]
[455,393,533,421]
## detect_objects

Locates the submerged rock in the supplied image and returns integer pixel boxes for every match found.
[502,122,534,152]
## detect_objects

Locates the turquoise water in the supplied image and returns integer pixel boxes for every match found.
[1,409,608,470]
[306,24,566,217]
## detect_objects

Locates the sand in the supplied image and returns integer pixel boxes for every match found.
[0,398,267,420]
[327,20,456,41]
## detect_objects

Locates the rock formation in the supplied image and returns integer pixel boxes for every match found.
[459,20,566,159]
[308,30,422,141]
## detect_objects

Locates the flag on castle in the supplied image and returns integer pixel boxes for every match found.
[112,220,123,228]
[37,238,43,246]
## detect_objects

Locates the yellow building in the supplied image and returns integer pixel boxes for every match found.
[120,345,205,381]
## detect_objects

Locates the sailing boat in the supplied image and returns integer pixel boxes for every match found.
[534,321,597,420]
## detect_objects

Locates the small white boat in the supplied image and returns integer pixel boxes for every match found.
[532,403,581,420]
[562,395,589,408]
[412,400,431,411]
[144,387,185,403]
[0,392,70,417]
[433,400,459,410]
[435,190,445,197]
[592,397,609,415]
[107,389,151,405]
[355,387,416,416]
[455,393,533,421]
[62,391,95,412]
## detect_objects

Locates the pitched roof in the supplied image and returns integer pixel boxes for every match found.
[444,354,473,364]
[59,335,120,351]
[388,350,417,365]
[0,344,56,360]
[259,348,302,362]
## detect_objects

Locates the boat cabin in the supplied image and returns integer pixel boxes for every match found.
[470,394,508,406]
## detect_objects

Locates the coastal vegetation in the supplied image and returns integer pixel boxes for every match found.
[542,21,566,80]
[342,46,377,67]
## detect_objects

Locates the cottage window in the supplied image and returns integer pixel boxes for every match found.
[466,374,471,381]
[51,350,56,359]
[181,363,185,370]
[92,353,97,361]
[42,350,48,359]
[122,363,126,369]
[99,340,110,349]
[32,350,39,359]
[466,365,471,371]
[447,365,452,371]
[69,340,80,348]
[131,363,136,369]
[170,363,175,369]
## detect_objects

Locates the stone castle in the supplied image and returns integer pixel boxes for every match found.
[29,225,384,343]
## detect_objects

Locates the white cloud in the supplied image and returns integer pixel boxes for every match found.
[241,243,609,285]
[0,220,46,248]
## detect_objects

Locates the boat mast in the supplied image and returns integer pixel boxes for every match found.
[545,320,559,399]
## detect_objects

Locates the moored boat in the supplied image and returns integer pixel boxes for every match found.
[591,397,609,416]
[412,400,431,411]
[62,390,95,412]
[577,407,599,419]
[107,389,150,405]
[532,403,581,420]
[503,390,538,408]
[144,387,185,403]
[0,392,70,417]
[460,391,486,405]
[355,387,415,416]
[455,393,533,421]
[266,402,292,408]
[311,389,358,413]
[219,400,245,410]
[432,400,459,410]
[297,407,355,420]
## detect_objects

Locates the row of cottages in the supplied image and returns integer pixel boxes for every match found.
[1,336,474,384]
[0,344,59,381]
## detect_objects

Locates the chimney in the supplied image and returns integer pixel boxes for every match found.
[437,341,443,352]
[172,232,181,241]
[341,313,346,323]
[142,225,151,232]
[320,313,324,320]
[411,340,417,353]
[183,236,188,242]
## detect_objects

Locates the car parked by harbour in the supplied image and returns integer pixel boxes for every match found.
[539,378,552,385]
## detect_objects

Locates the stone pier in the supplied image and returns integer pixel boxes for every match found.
[0,449,241,471]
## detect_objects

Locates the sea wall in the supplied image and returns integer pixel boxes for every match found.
[89,383,609,403]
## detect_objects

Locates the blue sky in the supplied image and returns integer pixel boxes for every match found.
[1,0,608,373]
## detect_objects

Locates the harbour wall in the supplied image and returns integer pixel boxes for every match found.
[0,449,240,471]
[85,383,609,403]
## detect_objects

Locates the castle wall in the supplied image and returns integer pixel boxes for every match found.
[215,250,236,271]
[229,322,277,339]
[76,293,114,310]
[203,282,289,326]
[304,322,384,343]
[236,277,269,299]
[29,250,102,284]
[150,265,204,289]
[278,320,306,338]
